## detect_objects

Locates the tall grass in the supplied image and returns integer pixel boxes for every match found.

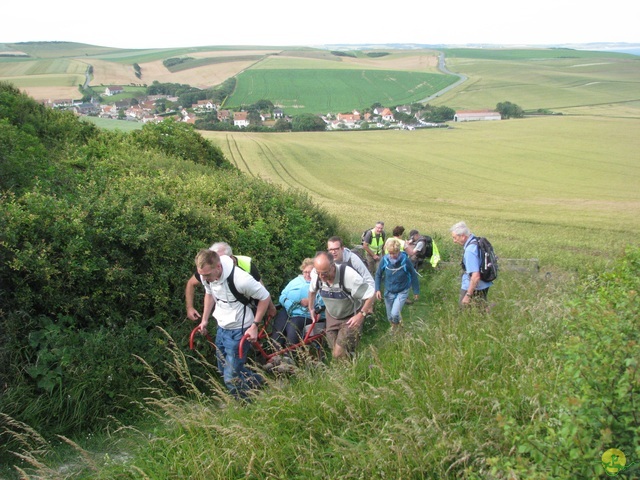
[9,259,579,479]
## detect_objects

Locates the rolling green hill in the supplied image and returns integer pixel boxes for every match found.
[1,42,639,117]
[226,68,458,113]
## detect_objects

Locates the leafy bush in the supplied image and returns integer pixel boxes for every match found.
[493,247,640,478]
[0,83,343,447]
[130,119,231,168]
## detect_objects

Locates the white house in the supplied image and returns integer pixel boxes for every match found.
[234,111,249,127]
[105,86,124,96]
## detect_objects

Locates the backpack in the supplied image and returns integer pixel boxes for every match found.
[414,235,433,259]
[464,237,498,282]
[380,254,410,276]
[348,245,369,269]
[361,228,386,246]
[227,264,258,310]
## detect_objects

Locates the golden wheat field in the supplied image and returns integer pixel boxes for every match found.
[201,113,640,269]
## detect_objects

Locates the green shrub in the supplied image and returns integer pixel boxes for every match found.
[0,83,342,448]
[493,247,640,478]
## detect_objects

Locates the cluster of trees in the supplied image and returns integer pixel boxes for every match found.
[496,101,524,119]
[162,57,193,69]
[146,78,236,112]
[0,82,343,455]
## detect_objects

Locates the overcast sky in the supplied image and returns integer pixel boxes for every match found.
[4,0,639,49]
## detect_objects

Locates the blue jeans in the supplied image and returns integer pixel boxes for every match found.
[384,288,410,324]
[215,326,264,399]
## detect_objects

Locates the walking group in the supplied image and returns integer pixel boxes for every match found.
[187,221,493,400]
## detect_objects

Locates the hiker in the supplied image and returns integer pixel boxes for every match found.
[405,229,439,269]
[362,221,386,276]
[327,236,374,289]
[308,251,375,360]
[375,238,420,331]
[450,221,493,306]
[195,249,272,399]
[185,242,276,321]
[385,226,406,253]
[271,258,325,349]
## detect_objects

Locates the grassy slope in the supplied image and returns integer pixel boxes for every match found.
[5,46,639,479]
[201,114,640,271]
[434,49,640,114]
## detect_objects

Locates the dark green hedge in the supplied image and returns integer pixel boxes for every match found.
[0,82,343,444]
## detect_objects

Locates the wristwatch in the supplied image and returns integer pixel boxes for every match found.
[359,310,370,318]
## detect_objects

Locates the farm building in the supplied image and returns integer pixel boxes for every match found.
[454,110,501,122]
[104,86,124,96]
[234,111,249,127]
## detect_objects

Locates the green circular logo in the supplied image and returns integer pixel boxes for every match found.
[602,448,626,476]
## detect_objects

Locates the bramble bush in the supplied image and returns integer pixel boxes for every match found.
[0,83,343,452]
[492,247,640,478]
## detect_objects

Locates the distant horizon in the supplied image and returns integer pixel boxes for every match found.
[2,40,640,56]
[4,0,639,51]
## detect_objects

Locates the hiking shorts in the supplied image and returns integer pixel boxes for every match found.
[324,311,362,354]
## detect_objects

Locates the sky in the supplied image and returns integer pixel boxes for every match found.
[4,0,639,49]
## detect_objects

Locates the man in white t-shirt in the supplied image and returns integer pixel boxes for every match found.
[195,249,272,399]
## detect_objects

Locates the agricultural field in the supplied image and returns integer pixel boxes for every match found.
[2,42,638,117]
[0,56,88,99]
[226,68,458,112]
[433,48,640,115]
[201,113,640,271]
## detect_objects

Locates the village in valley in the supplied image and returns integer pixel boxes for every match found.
[43,83,503,131]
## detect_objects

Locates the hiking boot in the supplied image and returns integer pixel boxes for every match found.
[274,363,295,374]
[263,355,283,371]
[281,355,294,365]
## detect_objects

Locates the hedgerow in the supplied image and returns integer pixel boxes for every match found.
[492,247,640,478]
[0,82,343,449]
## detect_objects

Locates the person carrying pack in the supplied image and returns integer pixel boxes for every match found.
[450,221,495,307]
[185,241,276,321]
[308,252,375,360]
[406,229,441,269]
[195,249,272,399]
[327,236,375,290]
[362,221,386,277]
[375,238,420,331]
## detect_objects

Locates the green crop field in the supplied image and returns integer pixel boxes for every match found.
[201,113,640,271]
[0,58,87,76]
[226,69,458,113]
[434,49,640,114]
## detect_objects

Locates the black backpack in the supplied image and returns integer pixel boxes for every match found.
[227,264,258,310]
[348,245,369,269]
[466,237,498,282]
[415,235,433,259]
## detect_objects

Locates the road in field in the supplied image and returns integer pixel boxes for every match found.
[419,53,467,104]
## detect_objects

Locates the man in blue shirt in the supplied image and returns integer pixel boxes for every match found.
[450,221,493,306]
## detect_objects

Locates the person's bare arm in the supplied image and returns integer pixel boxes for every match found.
[185,275,202,321]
